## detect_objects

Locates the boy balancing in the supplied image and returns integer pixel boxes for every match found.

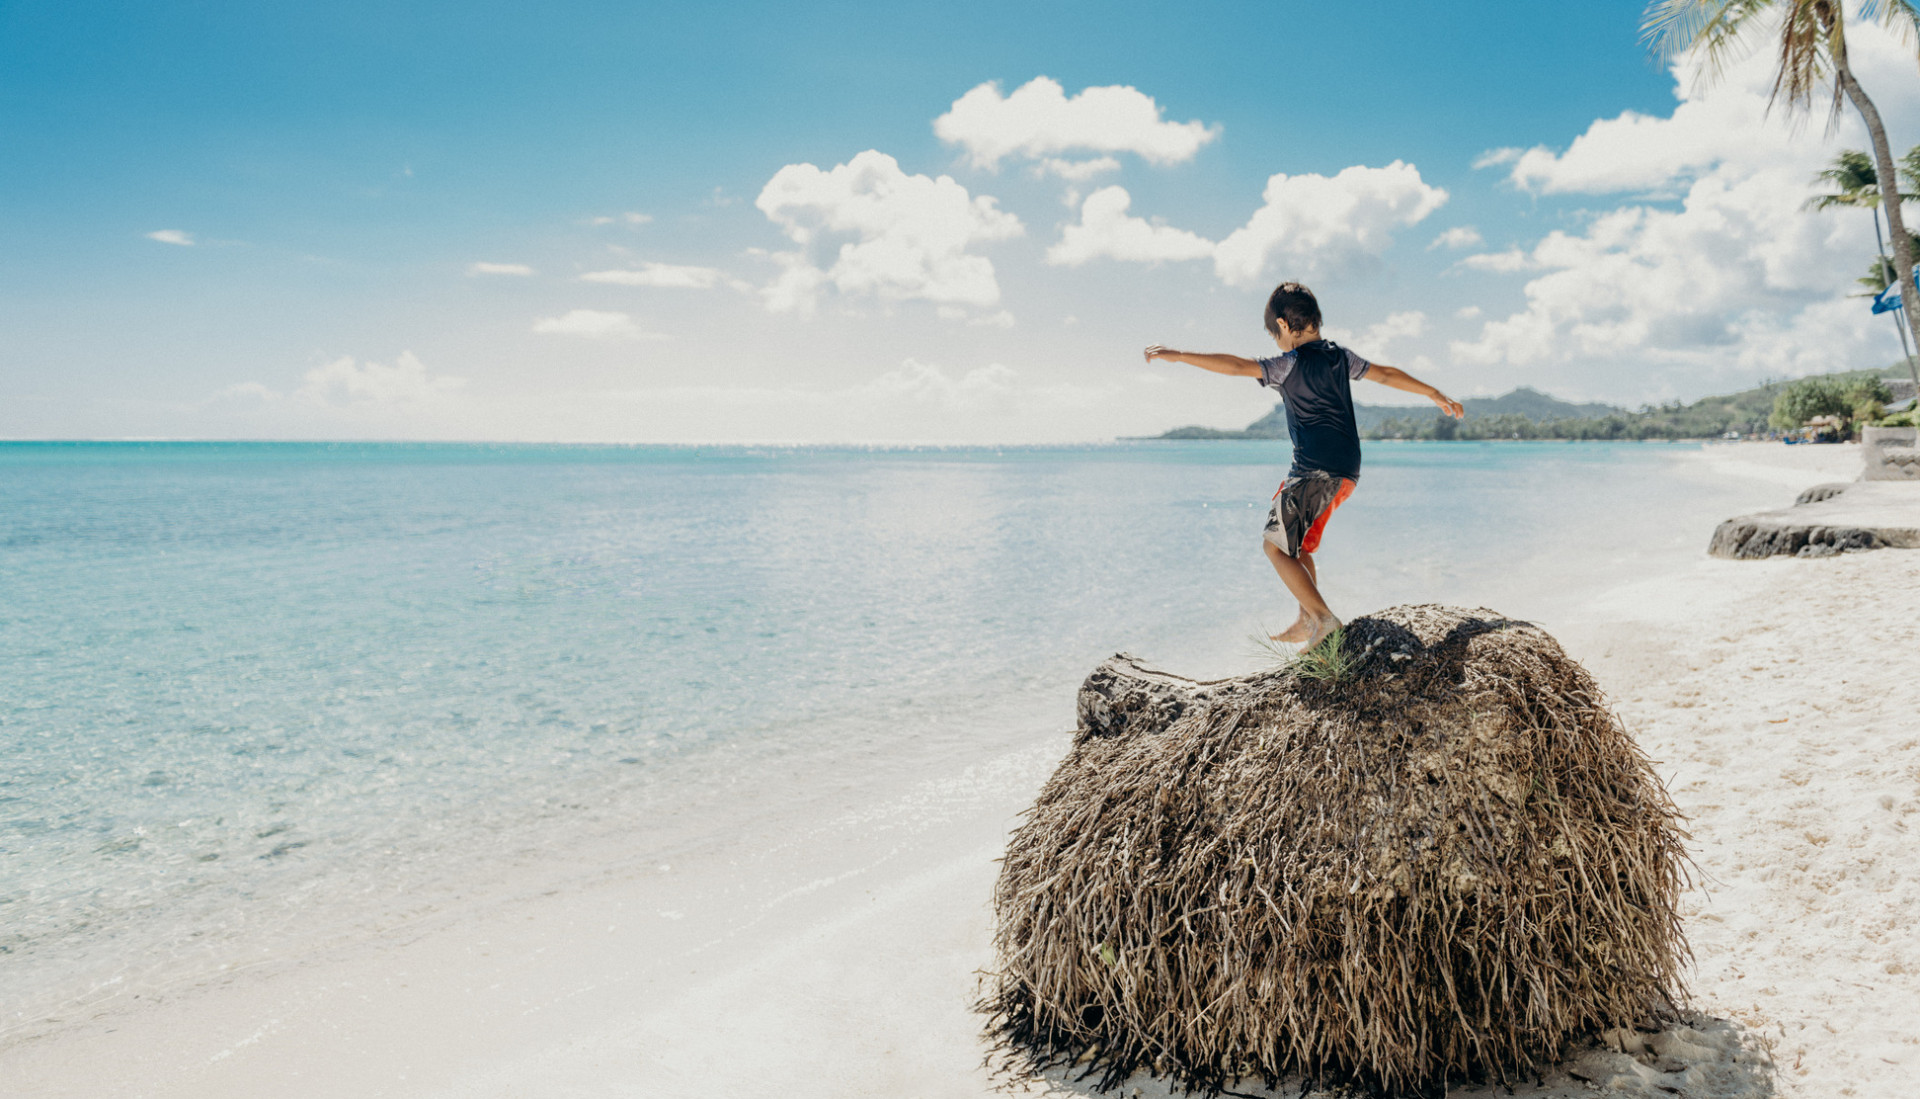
[1146,281,1463,651]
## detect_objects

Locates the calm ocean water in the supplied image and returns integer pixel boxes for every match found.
[0,440,1789,1026]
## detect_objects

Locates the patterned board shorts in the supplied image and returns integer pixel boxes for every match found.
[1263,471,1356,558]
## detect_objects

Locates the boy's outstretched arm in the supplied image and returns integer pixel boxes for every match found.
[1143,345,1263,377]
[1366,364,1465,419]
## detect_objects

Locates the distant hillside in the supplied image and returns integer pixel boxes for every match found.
[1156,370,1919,442]
[1157,387,1621,440]
[1366,369,1913,441]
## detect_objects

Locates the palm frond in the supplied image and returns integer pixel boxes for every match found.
[1860,255,1897,293]
[1642,0,1774,83]
[1860,0,1920,52]
[1806,148,1880,208]
[1899,144,1920,197]
[1770,0,1834,116]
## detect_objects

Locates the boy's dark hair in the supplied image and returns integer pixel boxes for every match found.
[1264,282,1321,338]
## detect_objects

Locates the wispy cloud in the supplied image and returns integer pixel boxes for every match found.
[215,354,467,409]
[146,229,194,246]
[531,309,656,340]
[1454,248,1532,273]
[588,212,653,226]
[468,261,535,277]
[580,263,723,289]
[1034,156,1121,182]
[1428,226,1483,251]
[299,352,466,405]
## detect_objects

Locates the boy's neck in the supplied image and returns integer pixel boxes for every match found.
[1276,327,1321,352]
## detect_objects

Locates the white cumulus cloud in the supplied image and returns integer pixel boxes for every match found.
[1048,186,1216,267]
[146,229,194,246]
[1212,161,1449,286]
[1495,23,1920,197]
[1035,163,1446,285]
[531,309,653,340]
[297,352,466,406]
[1448,20,1920,397]
[934,77,1219,170]
[755,149,1023,316]
[468,261,534,276]
[581,263,723,289]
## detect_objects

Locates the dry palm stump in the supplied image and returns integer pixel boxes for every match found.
[979,604,1690,1097]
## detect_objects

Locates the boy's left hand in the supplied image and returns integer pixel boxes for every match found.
[1432,392,1464,419]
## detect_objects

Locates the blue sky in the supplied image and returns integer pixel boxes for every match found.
[3,0,1914,441]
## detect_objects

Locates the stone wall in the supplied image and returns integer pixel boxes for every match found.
[1863,426,1920,482]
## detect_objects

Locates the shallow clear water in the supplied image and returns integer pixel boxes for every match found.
[0,440,1790,1022]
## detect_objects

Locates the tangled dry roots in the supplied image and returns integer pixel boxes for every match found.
[979,605,1690,1096]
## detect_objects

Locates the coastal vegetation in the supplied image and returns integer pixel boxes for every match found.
[1156,369,1912,441]
[1767,373,1895,432]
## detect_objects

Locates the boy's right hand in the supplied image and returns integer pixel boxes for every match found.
[1144,345,1174,363]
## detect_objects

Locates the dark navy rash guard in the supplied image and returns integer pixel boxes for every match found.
[1255,339,1371,480]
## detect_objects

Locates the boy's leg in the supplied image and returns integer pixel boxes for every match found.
[1262,474,1353,649]
[1271,552,1318,642]
[1262,539,1338,646]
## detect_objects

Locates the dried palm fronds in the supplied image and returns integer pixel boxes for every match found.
[980,604,1690,1096]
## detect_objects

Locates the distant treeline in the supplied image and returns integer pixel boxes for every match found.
[1368,370,1910,441]
[1366,403,1769,441]
[1156,371,1913,442]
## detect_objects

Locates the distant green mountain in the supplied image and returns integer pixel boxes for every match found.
[1365,369,1913,441]
[1154,370,1917,442]
[1156,387,1621,440]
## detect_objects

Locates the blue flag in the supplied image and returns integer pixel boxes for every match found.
[1874,272,1918,314]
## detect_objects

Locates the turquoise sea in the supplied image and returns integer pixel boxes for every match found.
[0,440,1792,1029]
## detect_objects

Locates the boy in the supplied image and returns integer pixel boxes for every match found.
[1145,281,1462,651]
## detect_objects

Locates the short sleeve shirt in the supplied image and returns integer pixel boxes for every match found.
[1255,347,1371,389]
[1252,340,1371,479]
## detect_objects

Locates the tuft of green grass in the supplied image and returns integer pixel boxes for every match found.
[1247,625,1355,681]
[1246,628,1296,665]
[1289,627,1353,682]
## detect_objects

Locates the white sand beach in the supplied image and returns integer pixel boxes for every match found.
[7,442,1915,1099]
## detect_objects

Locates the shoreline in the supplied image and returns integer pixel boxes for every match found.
[8,440,1914,1098]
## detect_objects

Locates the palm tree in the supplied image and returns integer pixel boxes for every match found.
[1645,0,1920,392]
[1856,232,1920,292]
[1811,149,1920,366]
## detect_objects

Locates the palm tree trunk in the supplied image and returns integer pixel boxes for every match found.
[1837,61,1920,394]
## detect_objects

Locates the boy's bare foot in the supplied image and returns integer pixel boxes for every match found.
[1300,614,1342,652]
[1270,613,1311,643]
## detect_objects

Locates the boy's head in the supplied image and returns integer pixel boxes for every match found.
[1263,282,1322,343]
